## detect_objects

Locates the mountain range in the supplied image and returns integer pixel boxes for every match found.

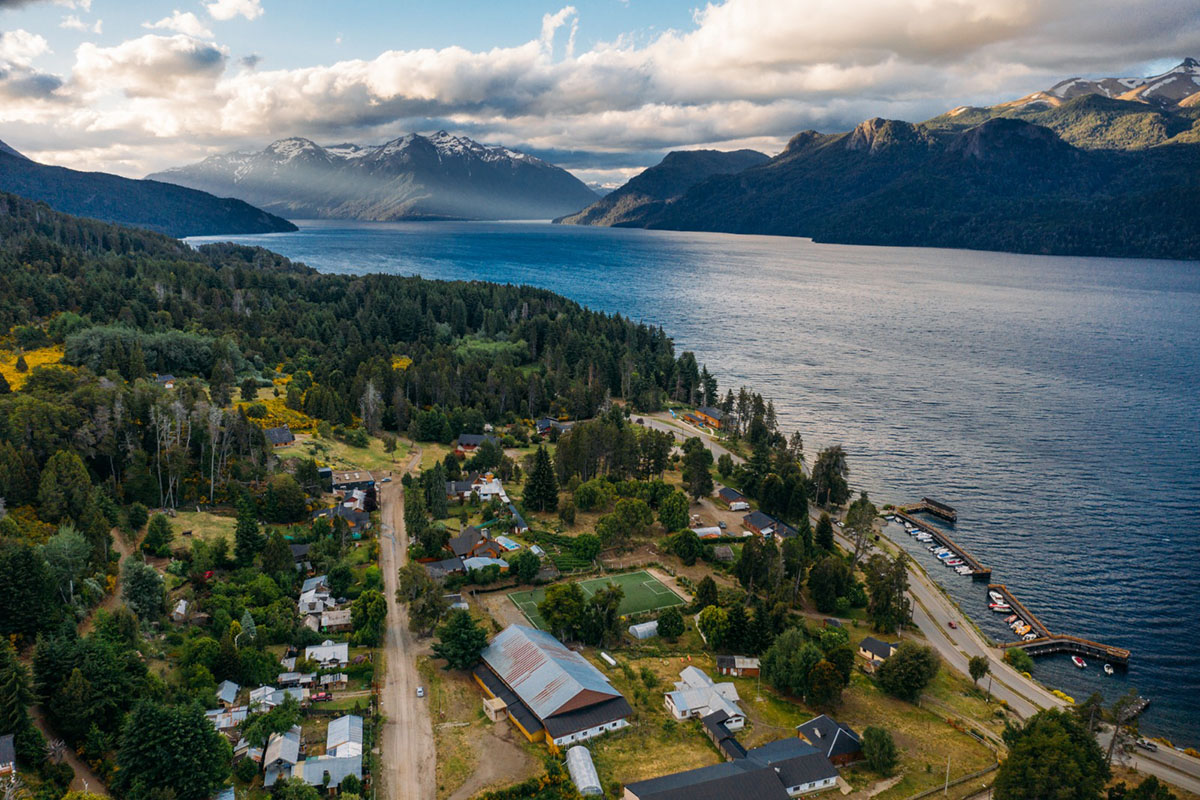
[0,141,296,238]
[556,149,768,227]
[559,60,1200,260]
[149,132,599,221]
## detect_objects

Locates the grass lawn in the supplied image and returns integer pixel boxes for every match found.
[508,570,685,629]
[274,432,408,474]
[417,655,482,800]
[173,510,236,545]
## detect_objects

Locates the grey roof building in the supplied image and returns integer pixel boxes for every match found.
[326,714,363,758]
[216,679,239,706]
[796,714,863,764]
[264,426,295,446]
[296,754,362,789]
[476,625,632,748]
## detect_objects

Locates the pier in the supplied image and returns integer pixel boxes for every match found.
[990,583,1132,667]
[902,497,958,523]
[892,508,991,579]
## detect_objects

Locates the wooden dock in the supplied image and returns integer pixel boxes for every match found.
[902,497,959,523]
[892,509,991,579]
[991,583,1131,666]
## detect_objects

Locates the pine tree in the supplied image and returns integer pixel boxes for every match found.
[0,639,34,741]
[524,446,558,512]
[240,610,258,643]
[432,609,490,670]
[234,496,262,566]
[725,604,749,653]
[815,512,834,551]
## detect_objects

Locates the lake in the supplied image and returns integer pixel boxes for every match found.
[190,220,1200,745]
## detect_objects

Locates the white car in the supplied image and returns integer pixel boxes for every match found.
[416,686,425,698]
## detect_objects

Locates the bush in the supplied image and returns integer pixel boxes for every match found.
[1004,648,1035,673]
[234,756,257,782]
[862,726,898,775]
[876,641,940,702]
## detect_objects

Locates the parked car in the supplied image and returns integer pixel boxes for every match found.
[416,686,425,698]
[311,692,332,703]
[381,477,392,483]
[718,521,727,530]
[1137,739,1158,752]
[947,620,958,629]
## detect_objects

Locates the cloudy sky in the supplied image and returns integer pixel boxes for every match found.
[1,0,1197,186]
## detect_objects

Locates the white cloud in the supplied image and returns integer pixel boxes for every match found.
[0,29,49,66]
[73,34,227,99]
[59,14,101,34]
[9,0,1200,177]
[143,11,214,40]
[205,0,263,22]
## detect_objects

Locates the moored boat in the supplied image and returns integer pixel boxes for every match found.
[989,603,1012,612]
[988,590,1005,604]
[1104,664,1114,676]
[1072,656,1087,669]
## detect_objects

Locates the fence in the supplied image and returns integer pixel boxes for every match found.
[903,763,998,800]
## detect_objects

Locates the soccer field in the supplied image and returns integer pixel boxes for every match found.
[509,570,685,630]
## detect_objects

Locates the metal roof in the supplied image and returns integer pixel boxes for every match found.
[217,680,239,705]
[625,764,789,800]
[297,754,362,788]
[481,625,622,721]
[796,714,862,759]
[326,715,363,757]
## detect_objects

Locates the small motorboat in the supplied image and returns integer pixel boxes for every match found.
[988,590,1005,604]
[1104,664,1114,676]
[955,566,974,575]
[1005,614,1019,624]
[989,603,1012,612]
[937,552,954,560]
[1072,656,1087,669]
[945,558,963,565]
[1023,632,1038,641]
[1009,618,1024,629]
[1015,624,1032,637]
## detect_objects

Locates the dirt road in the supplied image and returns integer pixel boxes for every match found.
[378,454,437,800]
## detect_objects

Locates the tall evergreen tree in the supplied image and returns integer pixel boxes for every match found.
[114,701,231,800]
[234,496,262,566]
[524,446,559,512]
[432,609,490,670]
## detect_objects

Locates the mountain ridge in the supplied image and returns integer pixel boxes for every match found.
[0,144,297,237]
[556,148,768,227]
[150,131,599,221]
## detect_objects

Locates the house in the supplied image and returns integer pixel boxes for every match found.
[321,609,353,632]
[473,625,632,751]
[713,545,735,563]
[664,667,745,731]
[264,425,295,447]
[703,711,747,761]
[857,637,897,672]
[302,575,330,595]
[796,715,863,766]
[0,733,16,777]
[446,472,506,502]
[171,599,189,623]
[447,526,505,559]
[423,556,465,579]
[535,417,571,436]
[263,726,302,787]
[294,754,362,792]
[507,502,530,534]
[306,640,350,668]
[251,686,305,710]
[695,406,726,428]
[331,470,375,493]
[311,504,371,533]
[233,737,263,763]
[463,555,509,572]
[628,620,659,640]
[289,543,312,563]
[454,433,500,456]
[717,487,746,505]
[217,679,240,707]
[716,655,761,677]
[622,737,838,799]
[278,672,316,688]
[742,510,798,539]
[205,706,249,733]
[250,685,277,708]
[154,374,176,390]
[320,673,349,691]
[326,715,363,757]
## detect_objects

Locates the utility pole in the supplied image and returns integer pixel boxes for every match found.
[944,754,951,795]
[986,675,992,704]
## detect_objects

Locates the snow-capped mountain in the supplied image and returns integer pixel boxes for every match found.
[1003,58,1200,110]
[148,132,598,221]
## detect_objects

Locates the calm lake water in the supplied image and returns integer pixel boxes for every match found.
[191,220,1200,745]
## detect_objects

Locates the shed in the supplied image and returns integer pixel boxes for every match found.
[264,426,295,447]
[484,696,508,722]
[171,599,189,622]
[565,746,603,796]
[529,544,546,557]
[713,545,734,563]
[628,620,659,640]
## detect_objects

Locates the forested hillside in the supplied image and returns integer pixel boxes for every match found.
[0,192,709,797]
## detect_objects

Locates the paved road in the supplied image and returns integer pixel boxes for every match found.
[643,411,745,465]
[378,453,437,800]
[830,520,1200,793]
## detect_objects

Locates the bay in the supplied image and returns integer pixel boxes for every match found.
[190,219,1200,745]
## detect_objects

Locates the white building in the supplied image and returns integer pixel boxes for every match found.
[664,666,745,731]
[305,639,350,668]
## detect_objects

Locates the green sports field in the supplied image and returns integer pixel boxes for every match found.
[509,570,685,630]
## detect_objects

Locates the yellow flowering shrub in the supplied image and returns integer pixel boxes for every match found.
[0,345,66,390]
[236,396,318,433]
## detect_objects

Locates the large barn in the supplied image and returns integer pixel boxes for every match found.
[473,625,632,751]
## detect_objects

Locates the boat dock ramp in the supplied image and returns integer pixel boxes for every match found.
[892,508,991,579]
[990,583,1132,667]
[901,497,958,523]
